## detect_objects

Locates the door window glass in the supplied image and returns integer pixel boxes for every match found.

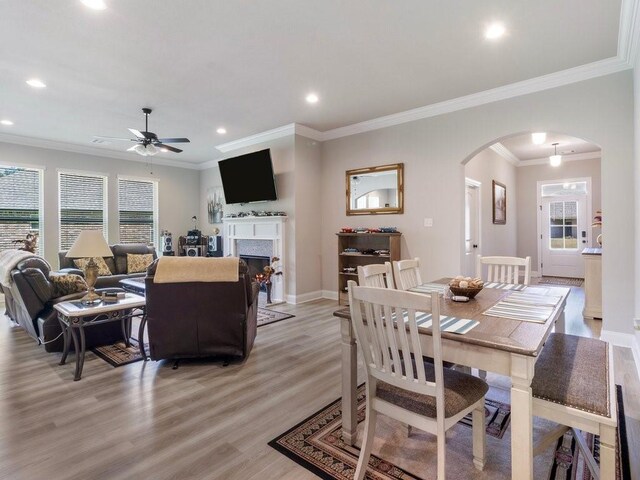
[549,201,578,250]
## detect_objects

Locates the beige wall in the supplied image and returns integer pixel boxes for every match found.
[516,157,601,271]
[464,148,518,261]
[320,71,635,335]
[0,141,200,268]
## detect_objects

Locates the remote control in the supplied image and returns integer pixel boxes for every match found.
[451,295,470,302]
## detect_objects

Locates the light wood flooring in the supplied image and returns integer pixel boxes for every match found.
[0,287,638,480]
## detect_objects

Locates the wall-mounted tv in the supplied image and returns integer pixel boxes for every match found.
[218,149,278,204]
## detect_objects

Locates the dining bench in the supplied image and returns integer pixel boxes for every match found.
[531,333,617,480]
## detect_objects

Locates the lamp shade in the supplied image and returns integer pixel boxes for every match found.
[66,230,113,258]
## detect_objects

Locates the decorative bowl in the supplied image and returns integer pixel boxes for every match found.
[449,285,483,299]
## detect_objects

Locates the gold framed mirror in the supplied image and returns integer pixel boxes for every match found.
[346,163,404,216]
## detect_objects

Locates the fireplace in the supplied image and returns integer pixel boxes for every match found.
[240,254,270,292]
[223,216,287,304]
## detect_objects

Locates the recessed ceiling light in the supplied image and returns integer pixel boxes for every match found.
[531,132,546,145]
[216,127,227,135]
[0,120,14,126]
[26,79,46,88]
[485,22,506,40]
[80,0,107,10]
[305,93,319,104]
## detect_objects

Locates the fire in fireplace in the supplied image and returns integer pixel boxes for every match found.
[240,255,270,291]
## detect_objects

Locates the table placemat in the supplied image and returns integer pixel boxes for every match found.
[403,311,479,335]
[483,301,554,323]
[408,283,447,295]
[504,291,562,307]
[483,282,528,291]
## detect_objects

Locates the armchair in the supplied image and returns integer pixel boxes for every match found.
[144,258,259,361]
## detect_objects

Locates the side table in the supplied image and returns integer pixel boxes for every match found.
[119,278,148,360]
[54,293,146,380]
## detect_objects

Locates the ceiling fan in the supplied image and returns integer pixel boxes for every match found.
[94,108,190,156]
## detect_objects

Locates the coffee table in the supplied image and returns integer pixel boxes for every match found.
[55,293,146,380]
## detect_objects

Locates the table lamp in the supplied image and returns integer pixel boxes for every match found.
[66,230,113,304]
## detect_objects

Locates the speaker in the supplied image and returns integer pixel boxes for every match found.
[161,232,173,253]
[207,235,223,257]
[185,246,199,257]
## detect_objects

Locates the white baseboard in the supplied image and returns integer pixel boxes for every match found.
[600,329,640,379]
[322,290,339,301]
[285,290,324,305]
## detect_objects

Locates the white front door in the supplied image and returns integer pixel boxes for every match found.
[464,179,480,276]
[540,194,588,278]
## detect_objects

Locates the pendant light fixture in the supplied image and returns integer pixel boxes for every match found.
[549,142,561,167]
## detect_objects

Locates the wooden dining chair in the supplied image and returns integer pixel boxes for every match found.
[347,281,488,479]
[357,262,395,289]
[392,258,422,291]
[476,255,532,285]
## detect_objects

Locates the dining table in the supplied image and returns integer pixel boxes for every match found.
[333,278,571,480]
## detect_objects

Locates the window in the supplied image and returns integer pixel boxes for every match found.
[118,177,157,245]
[59,171,107,250]
[548,200,578,250]
[0,166,43,253]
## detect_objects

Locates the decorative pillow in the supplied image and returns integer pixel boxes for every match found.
[127,253,154,274]
[50,274,88,297]
[73,257,113,276]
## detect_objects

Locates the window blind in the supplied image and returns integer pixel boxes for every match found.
[0,167,41,252]
[118,178,156,245]
[59,172,107,250]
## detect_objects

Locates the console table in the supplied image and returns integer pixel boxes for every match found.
[55,293,146,380]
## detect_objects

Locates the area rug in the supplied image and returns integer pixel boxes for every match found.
[537,276,584,287]
[257,307,294,327]
[547,386,630,480]
[269,384,628,479]
[92,339,146,367]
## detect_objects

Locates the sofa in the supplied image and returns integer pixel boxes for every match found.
[59,243,157,288]
[144,258,259,361]
[3,255,123,352]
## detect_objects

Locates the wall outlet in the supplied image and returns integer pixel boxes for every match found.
[423,218,433,227]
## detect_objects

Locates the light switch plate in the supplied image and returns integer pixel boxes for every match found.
[424,218,433,227]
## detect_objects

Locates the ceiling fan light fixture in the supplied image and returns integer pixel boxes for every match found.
[145,144,158,156]
[133,144,147,156]
[81,0,107,10]
[549,143,561,167]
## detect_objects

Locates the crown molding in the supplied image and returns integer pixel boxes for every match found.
[294,124,324,141]
[0,133,201,170]
[215,123,296,153]
[321,57,630,141]
[619,0,640,66]
[489,143,520,166]
[515,151,601,167]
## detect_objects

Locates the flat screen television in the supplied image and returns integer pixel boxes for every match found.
[218,149,278,204]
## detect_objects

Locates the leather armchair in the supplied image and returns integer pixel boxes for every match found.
[144,259,259,361]
[6,257,123,352]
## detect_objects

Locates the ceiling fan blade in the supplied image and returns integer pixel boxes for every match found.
[127,145,139,152]
[157,137,190,143]
[94,135,135,142]
[129,128,153,140]
[156,143,182,153]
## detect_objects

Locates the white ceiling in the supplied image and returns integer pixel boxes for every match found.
[0,0,625,165]
[500,133,601,162]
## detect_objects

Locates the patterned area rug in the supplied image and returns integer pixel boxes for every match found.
[92,339,145,367]
[269,384,513,479]
[537,276,584,287]
[257,307,294,327]
[270,384,629,479]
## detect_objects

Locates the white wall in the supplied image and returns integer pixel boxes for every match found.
[199,136,298,300]
[516,157,601,270]
[633,55,640,354]
[464,148,518,259]
[0,141,200,268]
[321,71,635,336]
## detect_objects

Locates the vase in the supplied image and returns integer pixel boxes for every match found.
[265,282,272,304]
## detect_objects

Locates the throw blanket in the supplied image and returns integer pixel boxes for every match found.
[154,257,240,283]
[0,250,49,287]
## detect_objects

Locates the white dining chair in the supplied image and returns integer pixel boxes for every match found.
[347,281,488,479]
[357,262,395,289]
[476,255,531,285]
[392,257,422,291]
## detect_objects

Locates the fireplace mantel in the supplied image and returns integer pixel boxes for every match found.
[223,216,287,304]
